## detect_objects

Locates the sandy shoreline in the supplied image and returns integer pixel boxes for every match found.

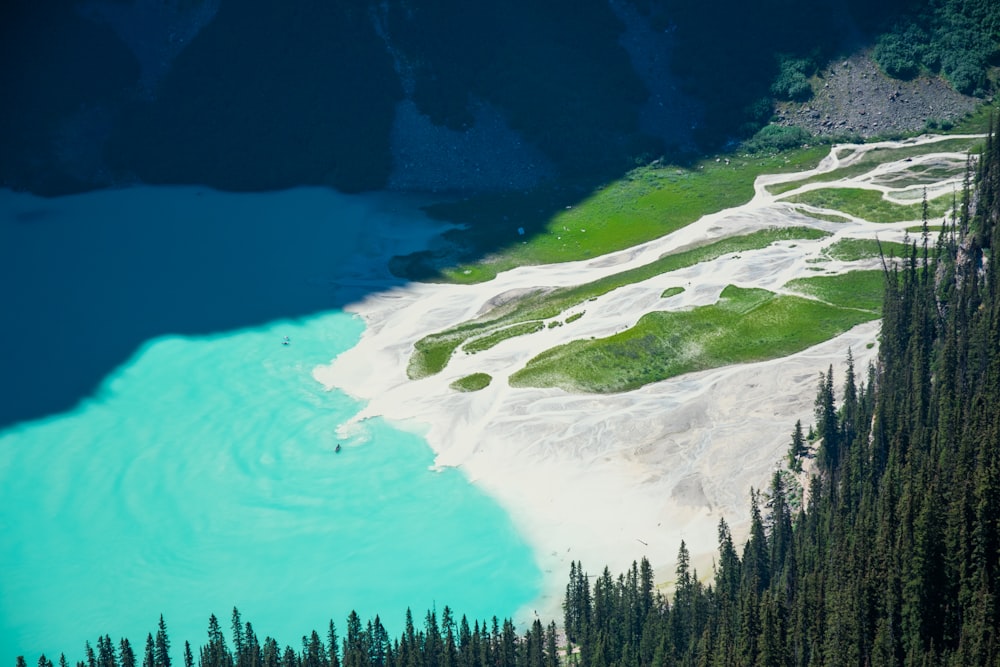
[314,135,973,624]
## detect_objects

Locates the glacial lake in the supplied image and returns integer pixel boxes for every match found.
[0,186,541,661]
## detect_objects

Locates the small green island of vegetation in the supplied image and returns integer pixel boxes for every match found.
[508,282,881,393]
[786,187,953,223]
[450,373,493,392]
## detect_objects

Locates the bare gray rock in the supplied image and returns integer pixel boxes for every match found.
[773,52,981,140]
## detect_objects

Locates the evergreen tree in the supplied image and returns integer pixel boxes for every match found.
[101,637,119,667]
[327,621,340,667]
[669,541,694,658]
[302,631,326,667]
[202,614,232,667]
[814,366,839,477]
[120,640,136,667]
[262,639,280,667]
[155,616,171,667]
[787,420,807,472]
[343,611,366,667]
[232,610,245,667]
[244,625,261,667]
[143,635,155,667]
[543,623,558,667]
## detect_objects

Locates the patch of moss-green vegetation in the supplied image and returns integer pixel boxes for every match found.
[945,102,1000,134]
[565,312,584,324]
[765,181,805,196]
[801,211,853,223]
[784,270,886,313]
[508,285,879,393]
[463,321,545,353]
[398,146,829,284]
[823,238,911,261]
[786,187,952,222]
[407,227,829,378]
[661,286,685,299]
[409,332,467,380]
[869,161,967,189]
[766,137,982,195]
[450,373,493,392]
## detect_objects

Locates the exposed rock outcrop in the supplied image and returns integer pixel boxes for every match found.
[774,52,982,140]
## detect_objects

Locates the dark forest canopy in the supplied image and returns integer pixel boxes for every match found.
[2,0,997,196]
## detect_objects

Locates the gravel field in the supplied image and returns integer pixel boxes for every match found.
[774,52,983,139]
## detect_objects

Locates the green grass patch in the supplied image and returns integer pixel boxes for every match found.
[450,373,493,392]
[784,270,886,313]
[945,101,1000,135]
[407,227,830,378]
[463,321,545,353]
[400,146,829,284]
[823,238,911,261]
[565,312,584,324]
[661,286,685,299]
[766,137,982,195]
[786,187,952,222]
[408,332,469,380]
[508,285,879,393]
[801,211,853,223]
[869,161,967,189]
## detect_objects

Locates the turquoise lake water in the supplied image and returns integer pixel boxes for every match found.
[0,188,542,661]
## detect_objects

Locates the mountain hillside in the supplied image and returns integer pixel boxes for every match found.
[2,0,996,197]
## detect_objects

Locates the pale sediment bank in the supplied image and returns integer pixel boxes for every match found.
[316,286,879,625]
[315,134,971,624]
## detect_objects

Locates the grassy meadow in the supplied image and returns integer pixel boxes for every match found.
[508,284,880,393]
[398,116,990,393]
[398,146,829,284]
